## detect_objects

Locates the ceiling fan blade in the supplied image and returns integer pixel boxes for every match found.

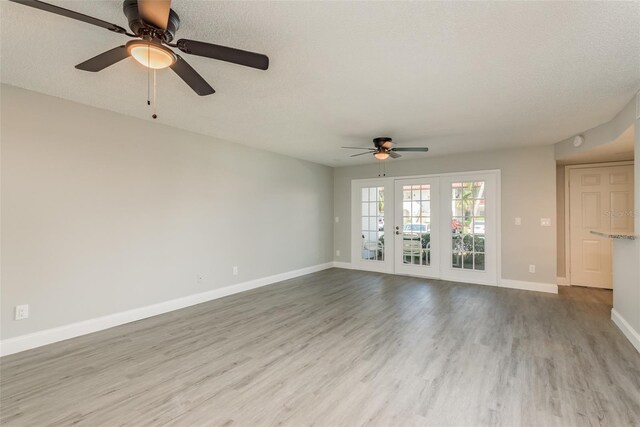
[137,0,171,30]
[170,55,215,96]
[9,0,129,34]
[388,151,401,158]
[341,146,375,150]
[176,39,269,70]
[391,147,430,152]
[75,46,129,72]
[350,152,372,157]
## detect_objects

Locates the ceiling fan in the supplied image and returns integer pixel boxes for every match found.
[9,0,270,96]
[342,137,429,160]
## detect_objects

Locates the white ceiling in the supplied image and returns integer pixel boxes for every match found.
[2,1,639,166]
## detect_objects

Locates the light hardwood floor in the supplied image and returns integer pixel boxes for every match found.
[1,268,639,426]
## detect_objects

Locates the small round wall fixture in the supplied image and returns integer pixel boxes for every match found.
[573,135,585,147]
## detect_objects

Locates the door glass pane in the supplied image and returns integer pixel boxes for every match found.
[451,180,485,270]
[360,186,384,262]
[402,184,431,266]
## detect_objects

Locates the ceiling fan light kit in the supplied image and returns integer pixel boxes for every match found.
[127,41,176,69]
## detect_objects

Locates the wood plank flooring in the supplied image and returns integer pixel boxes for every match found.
[1,268,639,426]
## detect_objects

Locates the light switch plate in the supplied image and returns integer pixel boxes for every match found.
[515,217,522,226]
[540,218,551,227]
[15,304,29,320]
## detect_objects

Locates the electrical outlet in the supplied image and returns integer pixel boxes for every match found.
[529,265,536,273]
[514,217,522,226]
[15,304,29,320]
[336,249,341,257]
[233,266,238,276]
[335,216,340,223]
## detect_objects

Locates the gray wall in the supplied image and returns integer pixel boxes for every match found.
[333,146,557,284]
[1,85,334,340]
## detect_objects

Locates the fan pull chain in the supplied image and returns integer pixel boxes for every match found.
[377,159,386,177]
[147,44,151,106]
[152,69,158,119]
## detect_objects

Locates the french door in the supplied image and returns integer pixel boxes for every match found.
[351,179,392,273]
[351,171,499,286]
[440,173,498,285]
[394,178,440,278]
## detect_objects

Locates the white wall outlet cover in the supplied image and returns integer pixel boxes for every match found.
[529,265,536,273]
[335,216,340,223]
[232,266,239,276]
[540,218,551,226]
[336,250,341,257]
[15,304,29,320]
[514,217,522,226]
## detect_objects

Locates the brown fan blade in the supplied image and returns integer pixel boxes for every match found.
[391,147,429,152]
[350,152,372,157]
[75,46,129,72]
[138,0,171,29]
[388,151,401,158]
[176,39,269,70]
[382,141,393,149]
[9,0,129,34]
[170,55,215,96]
[342,146,375,150]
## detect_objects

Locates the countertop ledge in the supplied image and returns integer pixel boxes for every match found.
[590,230,636,240]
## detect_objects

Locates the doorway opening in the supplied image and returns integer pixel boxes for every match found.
[557,125,635,289]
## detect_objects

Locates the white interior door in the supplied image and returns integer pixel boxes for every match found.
[394,178,440,278]
[440,173,498,286]
[569,165,634,288]
[351,179,393,273]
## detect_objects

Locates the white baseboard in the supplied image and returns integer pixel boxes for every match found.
[0,262,334,357]
[500,279,558,294]
[611,308,640,353]
[556,276,570,286]
[333,262,558,295]
[332,261,352,269]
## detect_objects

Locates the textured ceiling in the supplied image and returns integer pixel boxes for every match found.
[2,1,639,166]
[558,125,635,165]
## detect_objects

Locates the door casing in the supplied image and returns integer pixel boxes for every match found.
[350,170,501,286]
[564,162,635,288]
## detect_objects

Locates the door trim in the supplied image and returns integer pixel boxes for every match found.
[563,161,634,286]
[350,169,501,287]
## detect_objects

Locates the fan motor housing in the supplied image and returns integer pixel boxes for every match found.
[373,137,393,148]
[122,0,180,43]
